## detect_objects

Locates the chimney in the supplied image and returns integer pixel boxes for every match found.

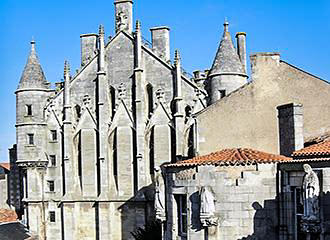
[250,52,280,82]
[236,32,247,73]
[80,34,98,67]
[150,26,170,62]
[114,0,133,33]
[277,103,304,157]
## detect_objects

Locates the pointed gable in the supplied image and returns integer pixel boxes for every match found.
[209,21,245,76]
[18,40,49,89]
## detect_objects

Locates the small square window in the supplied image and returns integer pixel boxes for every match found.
[26,105,32,116]
[48,181,55,192]
[50,130,57,141]
[49,211,56,222]
[49,155,56,167]
[27,134,34,145]
[219,89,226,99]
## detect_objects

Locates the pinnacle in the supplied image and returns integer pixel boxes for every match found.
[209,21,245,76]
[18,40,49,90]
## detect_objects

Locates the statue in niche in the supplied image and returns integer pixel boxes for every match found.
[154,166,166,222]
[200,186,218,227]
[302,164,320,221]
[116,11,128,32]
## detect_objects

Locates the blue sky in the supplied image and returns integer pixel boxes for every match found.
[0,0,329,162]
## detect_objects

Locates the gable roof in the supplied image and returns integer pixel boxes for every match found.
[292,140,330,158]
[167,148,291,167]
[209,21,245,76]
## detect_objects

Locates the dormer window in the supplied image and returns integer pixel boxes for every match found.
[26,105,32,116]
[50,130,57,141]
[27,134,34,145]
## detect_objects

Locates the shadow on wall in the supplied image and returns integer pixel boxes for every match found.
[0,222,32,240]
[239,199,278,240]
[117,184,155,240]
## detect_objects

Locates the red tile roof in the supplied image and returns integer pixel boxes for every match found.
[292,140,330,157]
[167,148,292,167]
[0,209,17,223]
[0,163,10,171]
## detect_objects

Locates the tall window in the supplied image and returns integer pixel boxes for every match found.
[146,84,153,119]
[48,180,55,192]
[175,194,187,236]
[49,211,56,222]
[26,104,32,116]
[49,155,56,167]
[27,134,34,145]
[50,130,57,141]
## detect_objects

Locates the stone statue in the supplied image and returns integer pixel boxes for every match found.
[116,11,128,32]
[154,166,166,222]
[302,164,320,221]
[200,186,217,226]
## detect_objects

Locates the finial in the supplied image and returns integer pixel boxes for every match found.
[174,50,181,65]
[64,60,70,77]
[135,20,141,31]
[224,18,229,32]
[99,24,104,35]
[30,37,36,52]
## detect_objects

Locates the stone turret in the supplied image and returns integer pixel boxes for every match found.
[207,20,248,105]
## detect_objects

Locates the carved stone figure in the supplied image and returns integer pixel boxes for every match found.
[302,164,320,221]
[154,166,166,222]
[200,186,217,226]
[116,11,128,32]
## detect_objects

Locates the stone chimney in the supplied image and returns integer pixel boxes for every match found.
[80,33,98,67]
[114,0,133,33]
[277,103,304,157]
[150,26,170,62]
[250,52,280,82]
[236,32,247,73]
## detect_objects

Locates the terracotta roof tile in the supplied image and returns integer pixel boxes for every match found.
[292,140,330,157]
[0,209,17,223]
[0,163,10,171]
[167,148,292,167]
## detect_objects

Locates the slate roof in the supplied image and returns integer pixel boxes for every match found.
[0,163,10,171]
[292,140,330,158]
[0,209,17,223]
[209,21,245,76]
[18,40,49,90]
[167,148,292,167]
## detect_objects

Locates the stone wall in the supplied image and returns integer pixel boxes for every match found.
[165,163,278,240]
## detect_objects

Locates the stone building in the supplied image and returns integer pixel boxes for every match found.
[13,0,330,239]
[163,103,330,240]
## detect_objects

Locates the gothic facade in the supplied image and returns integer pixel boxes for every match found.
[14,0,330,240]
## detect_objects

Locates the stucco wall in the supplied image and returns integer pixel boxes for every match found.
[197,53,330,155]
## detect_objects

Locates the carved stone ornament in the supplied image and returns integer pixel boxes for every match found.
[154,166,166,222]
[116,11,128,32]
[200,186,218,227]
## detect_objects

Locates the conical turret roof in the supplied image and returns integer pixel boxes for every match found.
[209,21,245,76]
[18,40,49,89]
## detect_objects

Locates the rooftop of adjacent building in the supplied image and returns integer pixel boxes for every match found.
[0,163,10,171]
[293,136,330,158]
[166,148,292,167]
[0,209,17,223]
